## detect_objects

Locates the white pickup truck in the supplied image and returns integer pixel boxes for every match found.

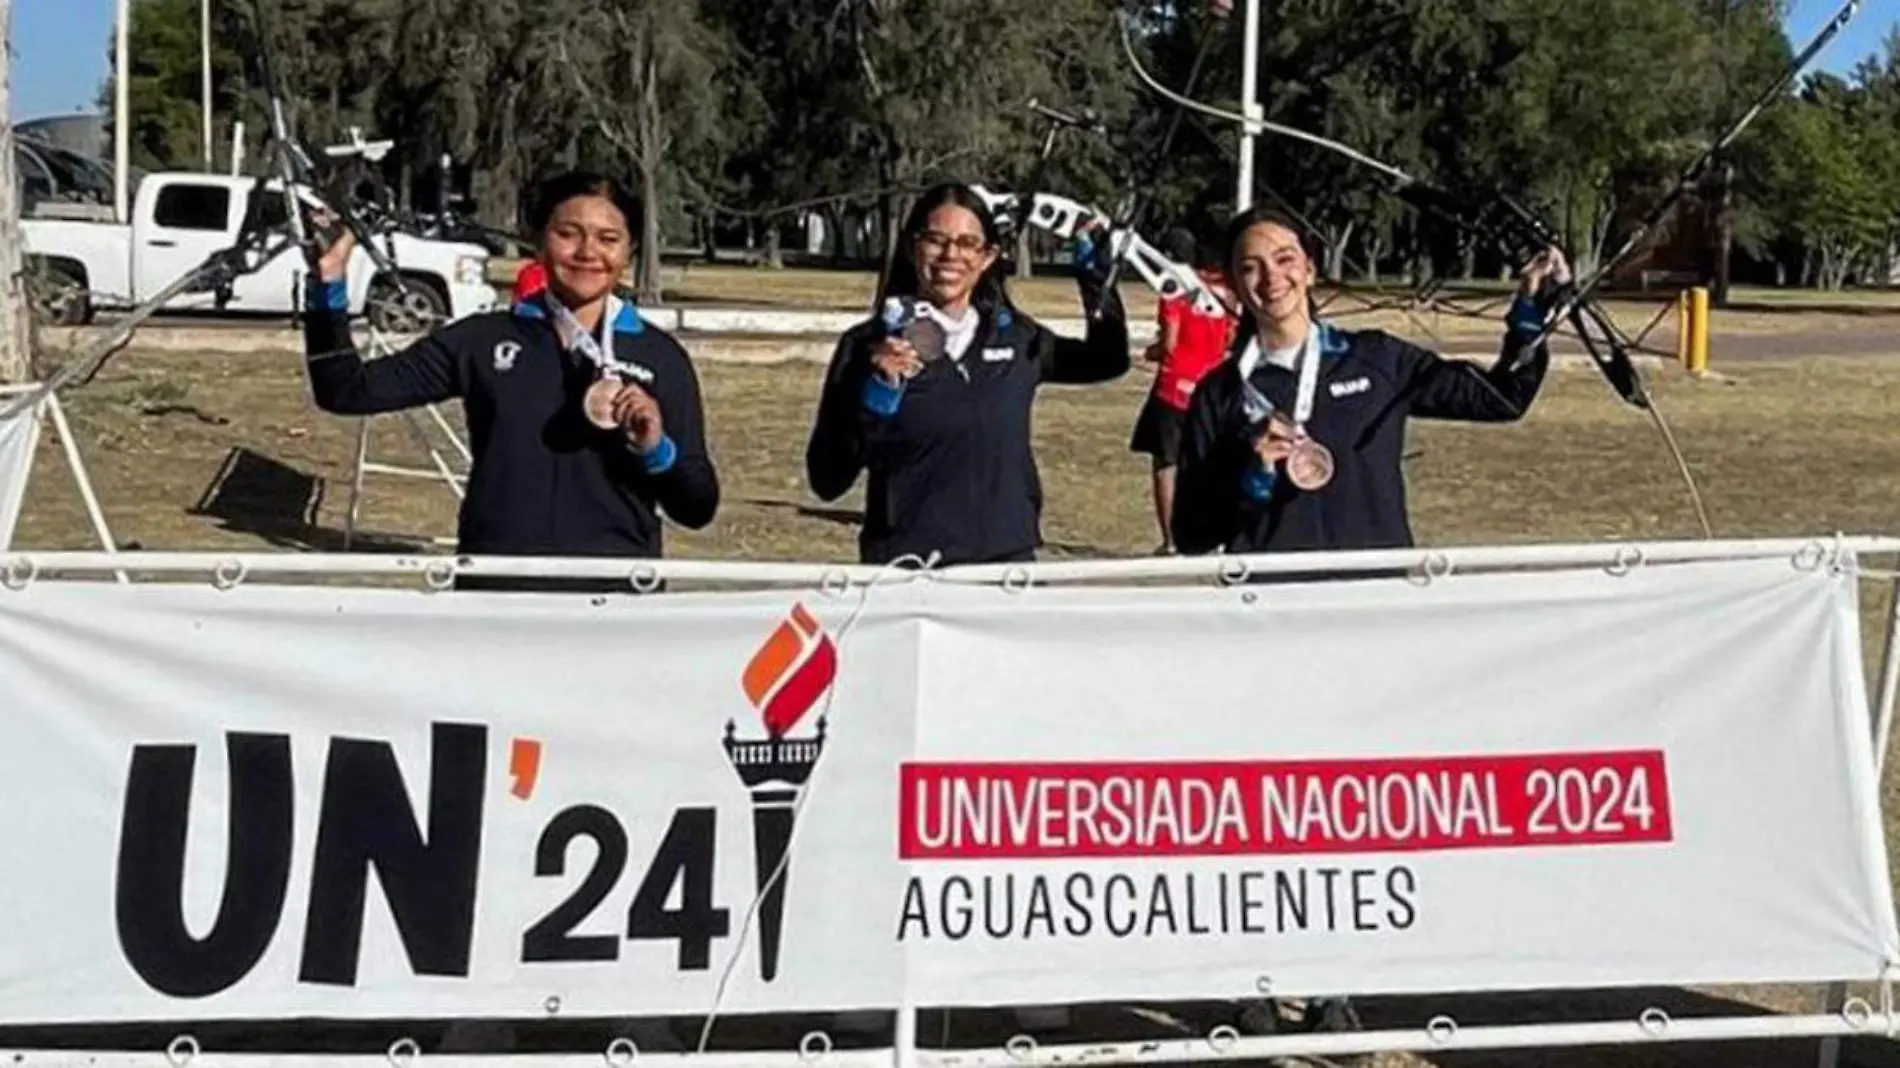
[22,171,501,332]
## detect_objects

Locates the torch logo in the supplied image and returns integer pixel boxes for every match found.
[723,603,836,981]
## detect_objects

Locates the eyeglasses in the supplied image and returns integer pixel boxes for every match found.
[916,230,990,257]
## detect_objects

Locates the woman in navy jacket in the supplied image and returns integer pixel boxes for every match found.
[805,183,1131,566]
[301,172,719,590]
[1172,206,1568,558]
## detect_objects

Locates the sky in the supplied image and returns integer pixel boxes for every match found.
[5,0,1897,123]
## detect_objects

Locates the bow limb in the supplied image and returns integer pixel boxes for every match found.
[1115,12,1416,189]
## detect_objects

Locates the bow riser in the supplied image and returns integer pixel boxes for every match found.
[971,185,1230,319]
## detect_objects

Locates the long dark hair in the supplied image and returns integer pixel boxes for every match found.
[1221,204,1321,354]
[875,183,1016,323]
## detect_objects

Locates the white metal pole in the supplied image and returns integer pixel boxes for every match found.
[113,0,130,221]
[1235,0,1261,211]
[200,0,213,170]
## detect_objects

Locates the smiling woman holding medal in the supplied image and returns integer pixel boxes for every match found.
[300,171,719,590]
[1171,206,1568,559]
[805,182,1130,566]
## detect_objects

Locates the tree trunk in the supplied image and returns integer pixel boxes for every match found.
[635,49,664,303]
[825,204,845,265]
[0,0,31,386]
[639,158,662,302]
[1709,159,1733,308]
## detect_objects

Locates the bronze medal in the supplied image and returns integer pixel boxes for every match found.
[584,377,623,430]
[1287,436,1335,491]
[903,316,947,364]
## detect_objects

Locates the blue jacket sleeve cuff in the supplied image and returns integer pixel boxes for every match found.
[1506,294,1544,336]
[306,277,349,313]
[1241,464,1277,502]
[861,375,905,417]
[640,434,678,475]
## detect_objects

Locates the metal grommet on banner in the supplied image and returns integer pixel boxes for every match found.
[1842,997,1875,1030]
[1792,540,1828,573]
[212,559,248,591]
[1004,1033,1037,1061]
[164,1035,200,1067]
[545,994,563,1016]
[603,1037,639,1066]
[1239,590,1259,606]
[628,564,663,595]
[1637,1007,1670,1037]
[1,556,37,591]
[1206,1024,1240,1054]
[1217,557,1251,587]
[818,568,852,600]
[1405,553,1451,588]
[423,559,458,591]
[1425,1016,1457,1045]
[797,1031,833,1061]
[385,1037,421,1068]
[1605,545,1644,578]
[1000,566,1033,594]
[1254,976,1273,996]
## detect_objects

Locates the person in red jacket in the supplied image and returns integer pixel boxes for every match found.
[1128,228,1237,554]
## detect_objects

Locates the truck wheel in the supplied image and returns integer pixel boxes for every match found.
[367,275,449,334]
[26,262,90,327]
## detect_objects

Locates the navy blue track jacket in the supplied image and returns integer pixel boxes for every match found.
[1172,298,1549,556]
[806,288,1130,565]
[301,280,719,559]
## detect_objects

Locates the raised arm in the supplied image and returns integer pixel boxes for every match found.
[301,240,461,416]
[1400,295,1549,422]
[1035,239,1131,385]
[1404,248,1570,422]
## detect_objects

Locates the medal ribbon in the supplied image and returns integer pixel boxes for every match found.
[549,295,628,380]
[1291,321,1321,434]
[1239,322,1323,432]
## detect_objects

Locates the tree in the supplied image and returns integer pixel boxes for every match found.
[547,0,733,301]
[0,0,32,383]
[101,0,246,172]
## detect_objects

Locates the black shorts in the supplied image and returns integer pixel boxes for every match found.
[1129,395,1187,468]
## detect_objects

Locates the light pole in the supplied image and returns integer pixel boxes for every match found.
[1235,0,1261,212]
[201,0,213,170]
[113,0,129,221]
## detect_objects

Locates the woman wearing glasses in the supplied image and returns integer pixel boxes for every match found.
[805,182,1130,565]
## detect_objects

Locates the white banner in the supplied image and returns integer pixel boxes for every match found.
[0,400,42,551]
[0,557,1891,1025]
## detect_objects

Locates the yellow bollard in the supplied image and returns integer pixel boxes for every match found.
[1687,286,1710,375]
[1676,290,1691,365]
